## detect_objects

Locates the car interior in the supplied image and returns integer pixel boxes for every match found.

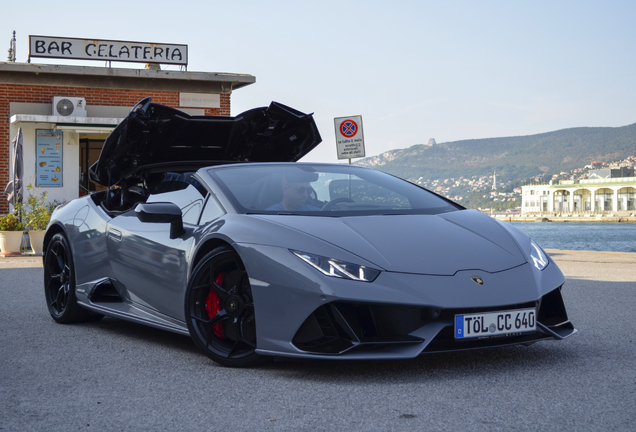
[93,171,206,217]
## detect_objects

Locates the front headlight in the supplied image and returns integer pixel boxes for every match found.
[292,250,381,282]
[530,239,549,271]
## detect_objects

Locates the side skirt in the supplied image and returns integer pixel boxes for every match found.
[75,279,189,336]
[77,300,191,336]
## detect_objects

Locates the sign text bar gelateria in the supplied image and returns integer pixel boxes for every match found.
[29,36,188,66]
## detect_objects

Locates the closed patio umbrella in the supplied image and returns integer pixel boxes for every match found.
[4,127,23,207]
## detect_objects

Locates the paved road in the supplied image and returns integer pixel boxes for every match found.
[1,251,635,432]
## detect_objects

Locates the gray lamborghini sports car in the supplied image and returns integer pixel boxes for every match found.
[43,98,576,367]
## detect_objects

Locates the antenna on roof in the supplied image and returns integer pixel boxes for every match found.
[7,30,16,62]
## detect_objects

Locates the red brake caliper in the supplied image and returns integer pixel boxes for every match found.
[205,273,225,338]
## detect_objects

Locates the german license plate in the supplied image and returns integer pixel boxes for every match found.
[455,308,536,339]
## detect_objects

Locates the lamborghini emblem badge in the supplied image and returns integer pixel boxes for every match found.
[471,276,484,286]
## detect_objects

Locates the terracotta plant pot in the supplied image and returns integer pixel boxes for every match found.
[28,230,46,255]
[0,231,24,255]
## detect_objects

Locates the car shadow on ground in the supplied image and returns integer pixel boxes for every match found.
[80,316,200,354]
[261,342,579,383]
[74,312,580,382]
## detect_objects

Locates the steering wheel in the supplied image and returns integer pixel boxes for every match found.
[321,197,355,211]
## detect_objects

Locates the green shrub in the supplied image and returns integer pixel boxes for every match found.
[0,213,26,231]
[15,185,56,231]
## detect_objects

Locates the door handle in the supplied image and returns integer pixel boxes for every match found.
[108,228,122,242]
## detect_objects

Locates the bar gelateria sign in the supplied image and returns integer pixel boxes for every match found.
[29,36,188,66]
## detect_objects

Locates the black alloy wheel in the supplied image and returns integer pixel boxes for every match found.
[44,233,103,323]
[185,246,268,367]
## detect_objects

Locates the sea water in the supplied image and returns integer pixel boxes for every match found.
[508,222,636,253]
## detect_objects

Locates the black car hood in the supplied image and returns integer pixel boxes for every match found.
[89,98,322,187]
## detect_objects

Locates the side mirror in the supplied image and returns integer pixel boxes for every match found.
[135,202,185,239]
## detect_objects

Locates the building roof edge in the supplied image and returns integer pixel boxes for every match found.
[0,62,255,92]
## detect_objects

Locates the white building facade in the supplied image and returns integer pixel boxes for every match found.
[521,177,636,215]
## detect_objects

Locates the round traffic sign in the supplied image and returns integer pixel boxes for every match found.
[340,119,358,137]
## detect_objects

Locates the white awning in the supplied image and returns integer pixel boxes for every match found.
[9,114,123,134]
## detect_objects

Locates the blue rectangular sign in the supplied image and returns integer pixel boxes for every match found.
[36,130,63,187]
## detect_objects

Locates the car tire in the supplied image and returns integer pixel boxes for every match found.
[185,246,269,368]
[44,232,103,324]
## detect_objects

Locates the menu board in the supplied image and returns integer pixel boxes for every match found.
[36,130,63,187]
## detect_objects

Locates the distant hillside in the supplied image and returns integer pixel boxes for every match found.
[356,122,636,183]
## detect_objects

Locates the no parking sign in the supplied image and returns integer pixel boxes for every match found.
[334,115,365,160]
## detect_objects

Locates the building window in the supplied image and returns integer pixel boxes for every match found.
[617,188,636,211]
[595,189,613,212]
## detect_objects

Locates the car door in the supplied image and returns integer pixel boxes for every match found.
[105,183,205,321]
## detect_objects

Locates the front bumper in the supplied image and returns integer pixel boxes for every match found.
[267,286,576,359]
[239,244,575,360]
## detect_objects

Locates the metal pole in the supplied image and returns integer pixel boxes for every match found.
[348,158,352,199]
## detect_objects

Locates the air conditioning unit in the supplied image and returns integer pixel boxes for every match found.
[52,96,87,117]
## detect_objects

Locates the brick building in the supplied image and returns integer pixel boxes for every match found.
[0,62,255,214]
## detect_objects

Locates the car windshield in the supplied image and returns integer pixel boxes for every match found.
[209,164,461,216]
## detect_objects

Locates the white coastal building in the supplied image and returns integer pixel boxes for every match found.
[521,169,636,215]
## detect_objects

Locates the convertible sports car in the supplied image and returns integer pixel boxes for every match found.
[43,98,576,367]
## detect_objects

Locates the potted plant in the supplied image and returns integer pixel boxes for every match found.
[18,185,55,255]
[0,213,26,255]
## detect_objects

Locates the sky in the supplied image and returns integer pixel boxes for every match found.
[4,1,636,163]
